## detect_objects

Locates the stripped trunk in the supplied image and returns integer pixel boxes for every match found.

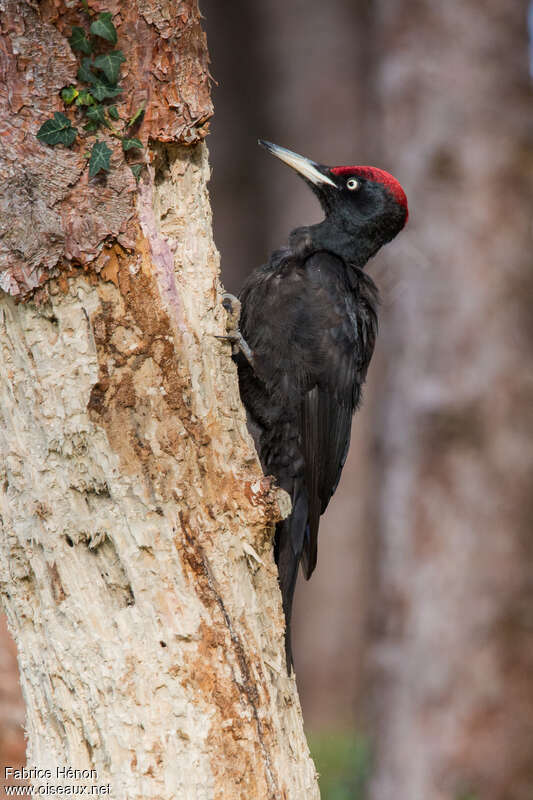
[0,2,319,798]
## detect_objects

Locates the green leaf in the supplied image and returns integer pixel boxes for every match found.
[62,127,78,146]
[86,105,110,128]
[75,89,95,106]
[90,12,117,44]
[61,85,79,105]
[130,164,143,182]
[69,26,92,54]
[122,137,142,152]
[108,105,119,120]
[127,102,145,128]
[84,120,99,133]
[93,50,125,86]
[37,112,77,147]
[90,81,122,102]
[77,58,98,85]
[89,140,112,177]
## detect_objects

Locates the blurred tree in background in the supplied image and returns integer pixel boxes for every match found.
[2,1,532,797]
[367,3,533,799]
[0,616,25,782]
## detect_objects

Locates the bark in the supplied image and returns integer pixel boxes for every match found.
[0,3,319,798]
[367,2,533,799]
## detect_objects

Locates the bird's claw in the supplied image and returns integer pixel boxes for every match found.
[216,331,255,367]
[221,292,241,319]
[218,293,255,367]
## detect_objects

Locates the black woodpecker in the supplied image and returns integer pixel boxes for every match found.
[227,141,408,672]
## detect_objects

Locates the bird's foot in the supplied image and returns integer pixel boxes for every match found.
[216,330,255,366]
[217,293,255,367]
[221,292,241,328]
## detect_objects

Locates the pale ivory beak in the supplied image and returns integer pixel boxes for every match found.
[258,140,337,188]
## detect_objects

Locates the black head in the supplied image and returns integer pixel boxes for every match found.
[259,140,408,267]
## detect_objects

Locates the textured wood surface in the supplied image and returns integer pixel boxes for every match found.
[0,0,212,297]
[0,4,319,798]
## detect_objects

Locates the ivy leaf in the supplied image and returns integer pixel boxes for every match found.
[84,120,99,133]
[75,89,95,106]
[122,137,142,152]
[37,112,77,147]
[93,51,125,85]
[91,81,122,102]
[62,127,78,146]
[90,12,117,44]
[69,26,92,54]
[61,85,79,105]
[108,105,119,120]
[77,58,98,85]
[89,140,112,177]
[127,102,145,128]
[130,164,143,182]
[87,105,110,128]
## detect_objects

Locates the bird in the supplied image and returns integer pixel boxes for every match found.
[226,140,408,672]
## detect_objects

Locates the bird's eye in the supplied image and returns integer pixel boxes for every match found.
[346,178,359,191]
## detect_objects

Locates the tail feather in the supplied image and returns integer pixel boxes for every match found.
[274,486,308,673]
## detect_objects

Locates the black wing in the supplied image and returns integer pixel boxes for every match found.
[236,248,377,668]
[298,252,378,579]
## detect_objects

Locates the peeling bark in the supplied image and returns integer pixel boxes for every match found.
[0,3,319,798]
[0,0,211,297]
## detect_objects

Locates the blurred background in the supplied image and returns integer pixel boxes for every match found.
[1,2,532,798]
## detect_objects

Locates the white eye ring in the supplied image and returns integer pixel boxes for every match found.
[346,178,359,191]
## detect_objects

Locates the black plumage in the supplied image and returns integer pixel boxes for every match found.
[233,142,408,671]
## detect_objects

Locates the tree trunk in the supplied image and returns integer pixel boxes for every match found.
[367,2,533,799]
[0,2,319,798]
